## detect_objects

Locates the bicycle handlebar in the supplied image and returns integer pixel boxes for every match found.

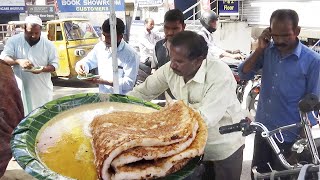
[315,102,320,111]
[219,93,320,177]
[253,165,320,179]
[219,121,242,134]
[219,119,295,169]
[298,94,319,113]
[219,118,253,135]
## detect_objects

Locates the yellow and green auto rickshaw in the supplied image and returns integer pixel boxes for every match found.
[46,18,99,77]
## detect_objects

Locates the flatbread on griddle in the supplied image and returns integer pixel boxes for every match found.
[90,101,199,180]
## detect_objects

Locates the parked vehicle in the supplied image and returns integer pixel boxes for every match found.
[136,63,151,86]
[220,56,249,104]
[246,75,261,116]
[0,18,100,77]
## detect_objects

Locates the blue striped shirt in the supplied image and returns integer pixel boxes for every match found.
[239,41,320,142]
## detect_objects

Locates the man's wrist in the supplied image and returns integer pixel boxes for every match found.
[254,47,265,54]
[15,59,22,65]
[98,79,113,86]
[225,50,232,54]
[41,66,49,72]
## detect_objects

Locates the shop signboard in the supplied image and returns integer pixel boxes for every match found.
[56,0,125,12]
[137,0,163,7]
[0,0,25,13]
[27,5,56,21]
[218,0,239,16]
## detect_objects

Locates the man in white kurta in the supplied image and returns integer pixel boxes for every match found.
[1,16,58,115]
[139,18,161,65]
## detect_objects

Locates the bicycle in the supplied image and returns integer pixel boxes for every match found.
[219,94,320,179]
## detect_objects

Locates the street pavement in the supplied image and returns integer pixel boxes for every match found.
[2,78,319,180]
[51,77,99,99]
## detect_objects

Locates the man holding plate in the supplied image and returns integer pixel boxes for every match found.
[75,18,139,95]
[1,16,58,115]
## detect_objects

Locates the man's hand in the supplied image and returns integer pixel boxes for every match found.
[221,51,245,60]
[16,59,33,69]
[75,63,87,76]
[31,67,43,74]
[231,53,245,60]
[257,27,271,50]
[241,29,269,74]
[84,77,99,84]
[85,78,113,86]
[232,49,241,54]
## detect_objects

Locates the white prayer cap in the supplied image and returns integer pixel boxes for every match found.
[25,16,42,26]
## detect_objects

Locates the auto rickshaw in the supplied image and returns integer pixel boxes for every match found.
[6,21,25,36]
[46,18,100,77]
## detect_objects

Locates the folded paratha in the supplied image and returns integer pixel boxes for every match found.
[90,101,200,180]
[110,109,199,168]
[112,110,207,180]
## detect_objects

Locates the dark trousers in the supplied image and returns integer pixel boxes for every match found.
[139,60,151,75]
[186,145,244,180]
[251,134,295,180]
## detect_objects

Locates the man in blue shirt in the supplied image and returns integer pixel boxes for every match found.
[75,18,139,94]
[238,9,320,178]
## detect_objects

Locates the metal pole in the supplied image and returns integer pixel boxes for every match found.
[241,0,244,21]
[132,0,138,21]
[193,8,195,26]
[109,0,120,94]
[301,113,320,164]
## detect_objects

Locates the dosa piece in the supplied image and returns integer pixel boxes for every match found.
[90,101,207,180]
[112,110,207,180]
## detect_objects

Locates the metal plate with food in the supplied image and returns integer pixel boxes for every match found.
[11,93,206,180]
[22,66,44,72]
[77,73,100,80]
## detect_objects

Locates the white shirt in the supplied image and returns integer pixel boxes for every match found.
[139,29,161,63]
[198,27,225,59]
[1,33,59,115]
[76,40,139,94]
[128,59,245,161]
